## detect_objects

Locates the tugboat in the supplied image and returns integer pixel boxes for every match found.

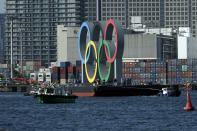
[36,85,78,104]
[158,85,181,97]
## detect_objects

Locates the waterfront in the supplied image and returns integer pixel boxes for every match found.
[0,91,197,130]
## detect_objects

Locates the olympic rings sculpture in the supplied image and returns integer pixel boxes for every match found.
[78,19,124,83]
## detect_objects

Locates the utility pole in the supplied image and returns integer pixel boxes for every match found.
[9,16,17,79]
[19,28,23,74]
[10,17,13,79]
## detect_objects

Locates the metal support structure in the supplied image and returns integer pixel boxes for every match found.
[10,18,13,79]
[96,0,99,21]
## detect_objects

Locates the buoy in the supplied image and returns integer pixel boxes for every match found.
[184,82,195,111]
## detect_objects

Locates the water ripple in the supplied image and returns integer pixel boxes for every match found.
[0,91,197,130]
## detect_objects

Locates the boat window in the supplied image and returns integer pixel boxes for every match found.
[46,88,54,93]
[54,88,62,95]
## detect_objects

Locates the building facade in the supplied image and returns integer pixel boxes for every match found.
[0,14,5,63]
[101,0,127,28]
[101,0,197,37]
[6,0,84,66]
[101,0,163,29]
[84,0,100,21]
[57,25,80,66]
[124,33,177,60]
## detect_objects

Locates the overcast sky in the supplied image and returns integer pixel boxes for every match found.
[0,0,6,13]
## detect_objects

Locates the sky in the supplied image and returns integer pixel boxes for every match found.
[0,0,6,13]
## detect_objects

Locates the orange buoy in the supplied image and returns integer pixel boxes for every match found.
[184,82,195,111]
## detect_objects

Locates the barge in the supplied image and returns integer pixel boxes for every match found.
[65,84,179,97]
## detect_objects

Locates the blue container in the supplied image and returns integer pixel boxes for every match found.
[0,68,10,73]
[187,59,193,65]
[139,62,145,68]
[151,68,156,73]
[51,73,58,79]
[76,60,81,66]
[60,61,70,67]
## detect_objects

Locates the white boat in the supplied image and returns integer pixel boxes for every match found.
[158,86,181,97]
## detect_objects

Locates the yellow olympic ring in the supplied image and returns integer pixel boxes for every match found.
[85,41,97,83]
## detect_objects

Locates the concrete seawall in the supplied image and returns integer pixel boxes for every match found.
[0,85,32,92]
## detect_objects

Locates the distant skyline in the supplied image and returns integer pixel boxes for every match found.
[0,0,6,13]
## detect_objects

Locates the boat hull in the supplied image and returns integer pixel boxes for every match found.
[68,84,161,97]
[36,95,78,104]
[94,85,160,96]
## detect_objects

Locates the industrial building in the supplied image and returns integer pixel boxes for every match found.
[57,26,177,64]
[123,33,177,60]
[57,25,79,66]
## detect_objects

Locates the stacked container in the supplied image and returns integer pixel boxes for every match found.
[20,61,43,77]
[67,66,76,83]
[75,60,81,83]
[51,67,60,83]
[60,67,68,85]
[167,59,194,85]
[0,68,10,76]
[122,59,167,85]
[59,61,70,85]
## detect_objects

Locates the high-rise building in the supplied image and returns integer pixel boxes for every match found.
[84,0,101,21]
[101,0,126,28]
[6,0,84,66]
[127,0,162,28]
[101,0,163,28]
[164,0,197,37]
[190,0,197,37]
[164,0,190,29]
[0,14,5,63]
[100,0,197,37]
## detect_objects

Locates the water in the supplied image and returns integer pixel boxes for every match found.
[0,91,197,131]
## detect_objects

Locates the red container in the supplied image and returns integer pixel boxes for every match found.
[140,78,145,83]
[60,67,65,73]
[128,63,135,68]
[156,68,161,73]
[68,66,76,73]
[168,72,177,78]
[145,62,150,68]
[125,62,130,68]
[146,68,150,73]
[166,59,172,66]
[147,59,153,62]
[60,73,68,79]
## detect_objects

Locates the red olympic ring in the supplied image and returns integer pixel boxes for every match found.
[104,19,118,63]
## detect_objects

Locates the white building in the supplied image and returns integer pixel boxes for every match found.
[57,25,80,66]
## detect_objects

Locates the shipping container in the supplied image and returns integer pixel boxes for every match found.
[46,72,51,84]
[60,61,70,67]
[76,60,81,66]
[38,72,45,83]
[30,73,37,80]
[68,66,76,73]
